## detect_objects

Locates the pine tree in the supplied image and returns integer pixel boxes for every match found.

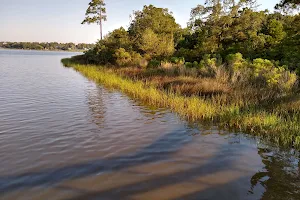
[82,0,107,40]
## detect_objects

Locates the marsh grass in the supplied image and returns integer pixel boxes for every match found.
[62,58,300,148]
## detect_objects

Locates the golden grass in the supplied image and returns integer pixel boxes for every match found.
[62,58,300,149]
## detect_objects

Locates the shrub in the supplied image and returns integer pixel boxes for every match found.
[175,48,198,62]
[199,55,218,77]
[170,57,185,65]
[251,58,278,86]
[193,61,199,68]
[139,29,175,58]
[251,58,297,92]
[226,53,246,71]
[280,71,298,92]
[170,57,178,64]
[226,53,250,83]
[114,48,132,66]
[185,62,193,68]
[85,44,114,64]
[148,59,161,68]
[130,51,142,67]
[178,57,185,65]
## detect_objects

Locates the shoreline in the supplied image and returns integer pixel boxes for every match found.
[0,47,84,53]
[61,58,300,149]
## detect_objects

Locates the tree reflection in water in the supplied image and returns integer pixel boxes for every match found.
[87,86,106,128]
[250,146,300,200]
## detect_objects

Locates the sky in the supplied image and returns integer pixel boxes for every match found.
[0,0,277,44]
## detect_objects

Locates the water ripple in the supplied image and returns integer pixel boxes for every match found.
[0,50,299,200]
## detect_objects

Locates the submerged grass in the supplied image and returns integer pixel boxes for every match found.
[62,58,300,149]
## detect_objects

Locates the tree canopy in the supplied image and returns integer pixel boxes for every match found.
[81,1,300,73]
[275,0,300,9]
[82,0,107,40]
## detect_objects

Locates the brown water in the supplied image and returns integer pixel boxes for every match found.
[0,49,299,200]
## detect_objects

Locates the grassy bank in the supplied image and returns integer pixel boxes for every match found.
[62,58,300,149]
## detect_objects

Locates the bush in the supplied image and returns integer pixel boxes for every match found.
[251,58,297,92]
[178,57,185,65]
[226,53,250,83]
[185,62,193,68]
[175,48,198,62]
[170,57,185,65]
[199,55,218,77]
[148,59,161,68]
[280,71,298,92]
[130,51,142,67]
[224,54,297,92]
[226,53,246,71]
[85,43,114,64]
[193,61,199,68]
[114,48,132,66]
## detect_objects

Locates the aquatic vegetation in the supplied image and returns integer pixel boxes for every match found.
[62,58,300,149]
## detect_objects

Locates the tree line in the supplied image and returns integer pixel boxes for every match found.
[80,0,300,74]
[0,42,95,51]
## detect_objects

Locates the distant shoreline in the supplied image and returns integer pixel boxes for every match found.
[0,47,85,53]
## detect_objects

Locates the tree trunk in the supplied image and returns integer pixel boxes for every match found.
[100,6,103,40]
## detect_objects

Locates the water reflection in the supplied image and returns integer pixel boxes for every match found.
[87,86,106,128]
[0,50,299,200]
[250,147,300,199]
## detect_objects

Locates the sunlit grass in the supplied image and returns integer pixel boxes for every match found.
[62,58,300,148]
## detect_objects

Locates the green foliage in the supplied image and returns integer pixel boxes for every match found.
[225,54,298,92]
[185,62,193,68]
[199,55,217,68]
[175,48,198,62]
[85,42,114,64]
[138,27,175,59]
[275,0,300,9]
[82,0,107,39]
[62,0,300,151]
[148,59,161,68]
[81,2,300,85]
[170,57,185,65]
[82,0,107,24]
[138,29,159,56]
[280,15,300,71]
[105,27,132,50]
[265,19,286,44]
[82,4,180,64]
[114,48,131,66]
[176,1,300,75]
[251,58,297,91]
[225,53,251,83]
[129,5,179,36]
[226,53,247,71]
[129,5,179,58]
[193,61,199,68]
[130,51,143,67]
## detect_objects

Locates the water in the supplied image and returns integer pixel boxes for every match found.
[0,49,299,200]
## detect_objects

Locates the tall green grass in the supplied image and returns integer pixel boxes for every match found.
[62,58,300,149]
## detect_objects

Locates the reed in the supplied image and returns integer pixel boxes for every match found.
[62,58,300,149]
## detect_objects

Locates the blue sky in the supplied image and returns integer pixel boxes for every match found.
[0,0,277,43]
